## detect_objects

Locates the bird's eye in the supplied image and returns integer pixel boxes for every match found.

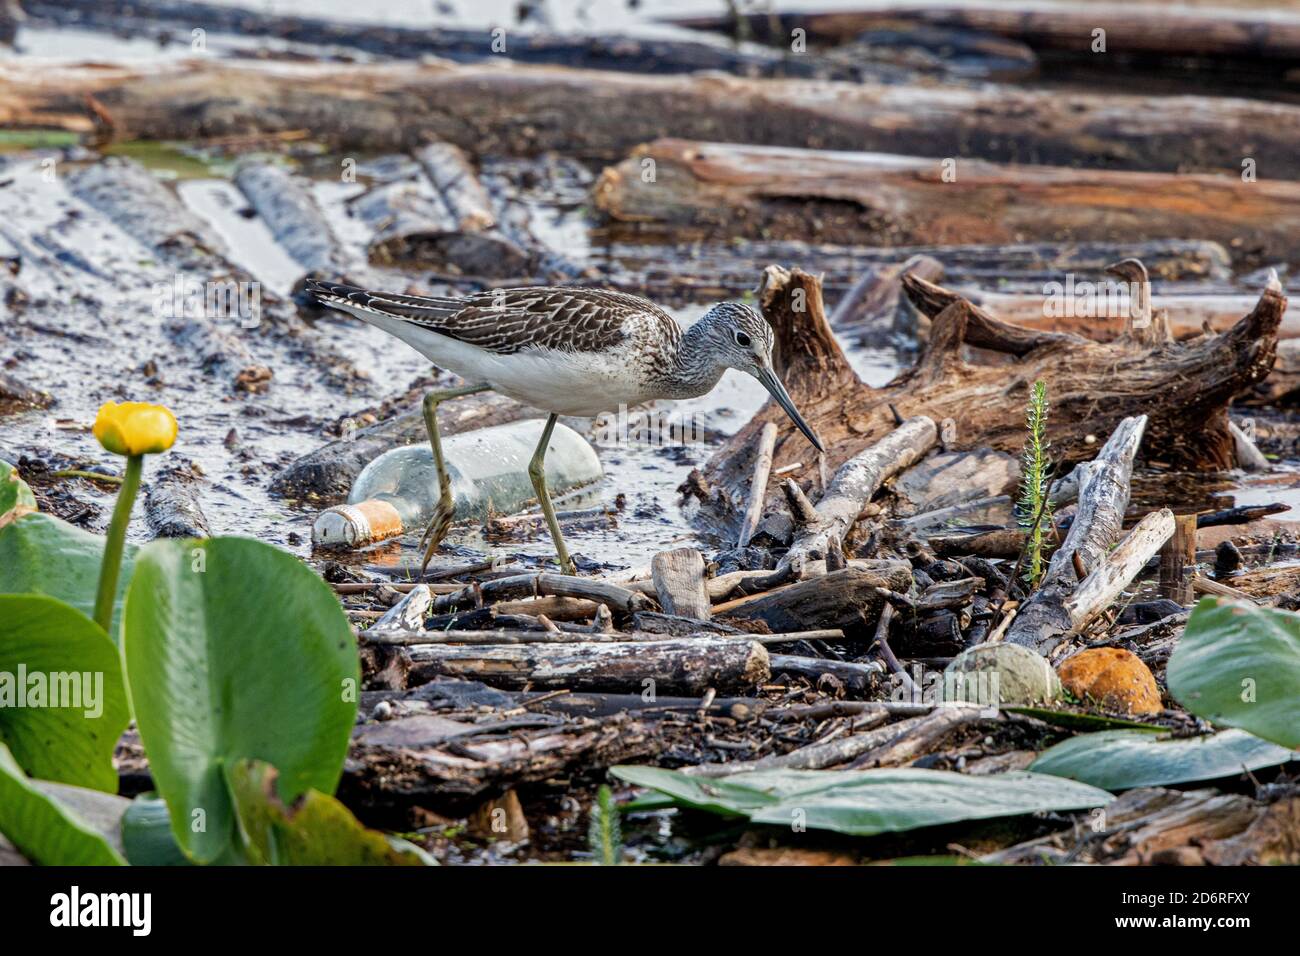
[734,331,752,348]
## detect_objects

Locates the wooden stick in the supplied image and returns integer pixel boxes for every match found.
[1062,509,1177,632]
[401,638,770,694]
[430,573,652,614]
[780,416,938,576]
[1159,514,1198,605]
[650,548,711,621]
[738,422,778,548]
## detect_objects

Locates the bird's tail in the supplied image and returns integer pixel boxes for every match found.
[304,277,464,324]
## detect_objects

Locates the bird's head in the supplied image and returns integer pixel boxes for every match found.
[700,301,823,453]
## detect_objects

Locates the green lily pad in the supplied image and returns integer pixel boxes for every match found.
[123,536,359,864]
[0,594,130,791]
[0,512,137,642]
[0,743,125,865]
[612,766,1110,837]
[1168,598,1300,748]
[1030,728,1295,790]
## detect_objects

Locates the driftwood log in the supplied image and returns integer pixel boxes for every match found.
[700,267,1283,539]
[400,638,770,695]
[595,139,1300,265]
[8,58,1300,177]
[674,2,1300,64]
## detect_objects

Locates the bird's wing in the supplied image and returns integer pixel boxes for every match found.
[306,280,676,355]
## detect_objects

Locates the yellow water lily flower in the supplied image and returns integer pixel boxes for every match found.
[93,402,177,457]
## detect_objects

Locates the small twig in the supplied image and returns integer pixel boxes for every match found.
[52,469,122,485]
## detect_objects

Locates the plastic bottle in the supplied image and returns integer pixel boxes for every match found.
[312,418,603,548]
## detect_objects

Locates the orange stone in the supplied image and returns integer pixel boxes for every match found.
[1056,647,1163,715]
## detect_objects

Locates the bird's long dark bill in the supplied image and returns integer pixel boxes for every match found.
[757,367,824,452]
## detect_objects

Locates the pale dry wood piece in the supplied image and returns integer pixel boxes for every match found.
[431,573,652,614]
[1062,509,1177,631]
[1229,420,1271,472]
[1007,419,1159,654]
[779,415,938,576]
[738,422,778,548]
[17,59,1300,176]
[1158,514,1198,605]
[845,705,990,769]
[233,161,356,278]
[369,584,433,633]
[1191,575,1253,602]
[685,712,914,777]
[412,141,496,232]
[595,139,1300,260]
[649,548,711,621]
[401,637,770,695]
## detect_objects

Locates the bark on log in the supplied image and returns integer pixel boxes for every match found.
[347,177,531,278]
[715,562,913,635]
[401,638,770,694]
[701,268,1284,534]
[8,58,1300,176]
[23,0,837,80]
[673,2,1300,62]
[595,139,1300,265]
[233,160,356,281]
[604,238,1229,307]
[431,573,653,615]
[650,548,711,621]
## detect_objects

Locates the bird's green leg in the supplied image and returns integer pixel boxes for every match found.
[528,412,576,576]
[419,382,492,576]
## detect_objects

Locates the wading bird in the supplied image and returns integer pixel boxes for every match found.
[306,280,822,575]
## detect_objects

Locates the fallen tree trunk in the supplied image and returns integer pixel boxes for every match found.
[595,139,1300,265]
[604,238,1230,307]
[699,267,1284,533]
[670,1,1300,62]
[401,638,771,694]
[8,58,1300,175]
[233,161,358,283]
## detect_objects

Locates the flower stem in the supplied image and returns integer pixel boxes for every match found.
[93,453,143,634]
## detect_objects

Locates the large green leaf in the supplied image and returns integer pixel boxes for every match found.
[122,536,359,863]
[1168,598,1300,748]
[612,766,1110,837]
[0,512,136,641]
[228,760,433,866]
[0,594,129,791]
[0,742,125,865]
[1030,729,1295,790]
[0,460,37,525]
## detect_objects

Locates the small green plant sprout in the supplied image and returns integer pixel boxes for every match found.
[587,785,623,866]
[1016,380,1054,589]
